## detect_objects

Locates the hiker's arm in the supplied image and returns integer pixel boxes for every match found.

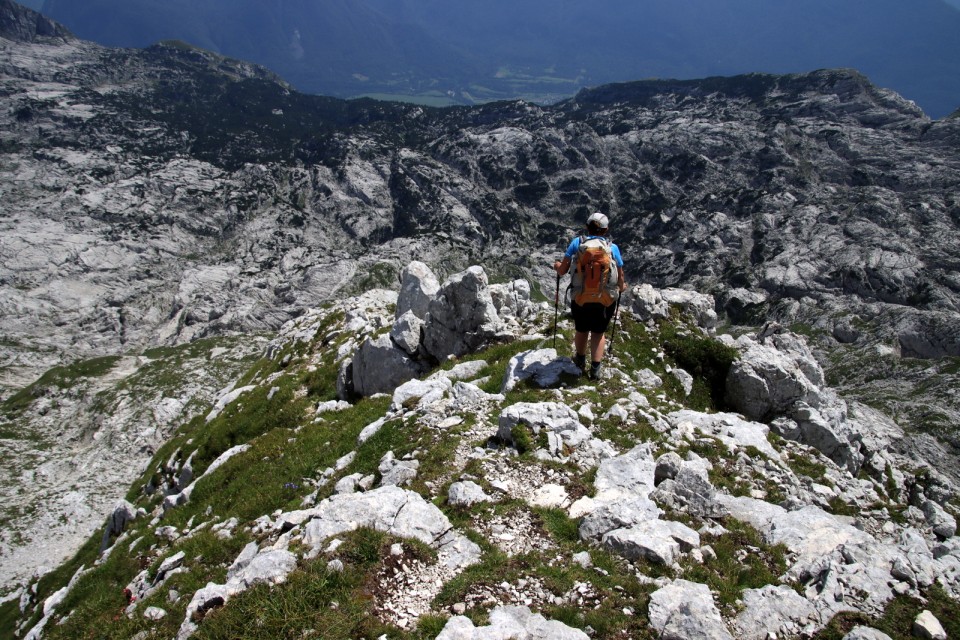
[617,266,627,292]
[554,257,571,276]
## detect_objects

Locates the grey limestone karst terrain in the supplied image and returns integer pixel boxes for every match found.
[2,1,960,637]
[12,259,960,640]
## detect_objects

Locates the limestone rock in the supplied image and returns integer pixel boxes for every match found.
[497,402,590,451]
[654,452,683,485]
[435,605,589,640]
[299,485,481,569]
[422,266,501,361]
[921,500,957,540]
[378,452,419,487]
[99,500,139,552]
[391,377,452,412]
[632,285,717,329]
[913,610,947,640]
[396,261,440,320]
[632,284,671,321]
[726,330,826,421]
[602,519,700,565]
[842,628,893,640]
[448,481,494,507]
[725,329,867,472]
[651,466,729,519]
[500,348,580,393]
[390,310,424,356]
[352,334,424,397]
[489,279,536,320]
[648,579,734,640]
[661,288,719,330]
[578,444,662,541]
[671,367,694,396]
[734,585,818,639]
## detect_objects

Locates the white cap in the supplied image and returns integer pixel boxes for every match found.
[587,212,609,229]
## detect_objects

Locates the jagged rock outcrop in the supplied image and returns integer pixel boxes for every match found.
[348,264,542,397]
[726,325,871,472]
[422,266,503,362]
[0,0,72,42]
[396,261,441,321]
[352,333,426,396]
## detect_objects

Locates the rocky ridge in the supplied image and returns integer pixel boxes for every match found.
[8,262,960,640]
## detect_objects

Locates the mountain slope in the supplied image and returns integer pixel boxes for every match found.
[2,4,960,620]
[39,0,960,116]
[38,0,478,102]
[7,269,960,639]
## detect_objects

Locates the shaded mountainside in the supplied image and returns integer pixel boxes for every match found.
[36,0,960,117]
[5,266,960,640]
[2,7,960,634]
[0,0,69,42]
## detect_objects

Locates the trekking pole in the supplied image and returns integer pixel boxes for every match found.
[552,272,561,349]
[608,290,622,355]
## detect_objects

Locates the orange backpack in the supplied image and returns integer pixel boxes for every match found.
[571,236,618,306]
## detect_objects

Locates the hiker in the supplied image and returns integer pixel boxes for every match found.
[553,212,627,379]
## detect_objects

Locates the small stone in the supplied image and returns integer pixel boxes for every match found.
[912,610,947,640]
[572,551,593,568]
[143,606,167,620]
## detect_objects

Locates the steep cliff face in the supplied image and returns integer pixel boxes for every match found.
[0,0,70,42]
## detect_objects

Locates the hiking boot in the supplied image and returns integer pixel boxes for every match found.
[573,353,586,372]
[589,361,603,380]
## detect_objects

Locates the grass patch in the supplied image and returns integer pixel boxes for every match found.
[193,529,402,640]
[537,508,581,545]
[162,395,390,527]
[0,597,21,640]
[659,321,739,411]
[2,355,122,416]
[681,518,790,616]
[813,584,960,639]
[784,451,829,484]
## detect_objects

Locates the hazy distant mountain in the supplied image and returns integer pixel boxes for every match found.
[36,0,960,116]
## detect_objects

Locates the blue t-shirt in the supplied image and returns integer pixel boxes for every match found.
[564,236,624,267]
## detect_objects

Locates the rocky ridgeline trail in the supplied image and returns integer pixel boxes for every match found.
[9,262,960,640]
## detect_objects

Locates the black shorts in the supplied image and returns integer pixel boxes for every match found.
[571,302,616,334]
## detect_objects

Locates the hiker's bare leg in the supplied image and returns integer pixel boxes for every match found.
[590,332,606,362]
[574,331,588,357]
